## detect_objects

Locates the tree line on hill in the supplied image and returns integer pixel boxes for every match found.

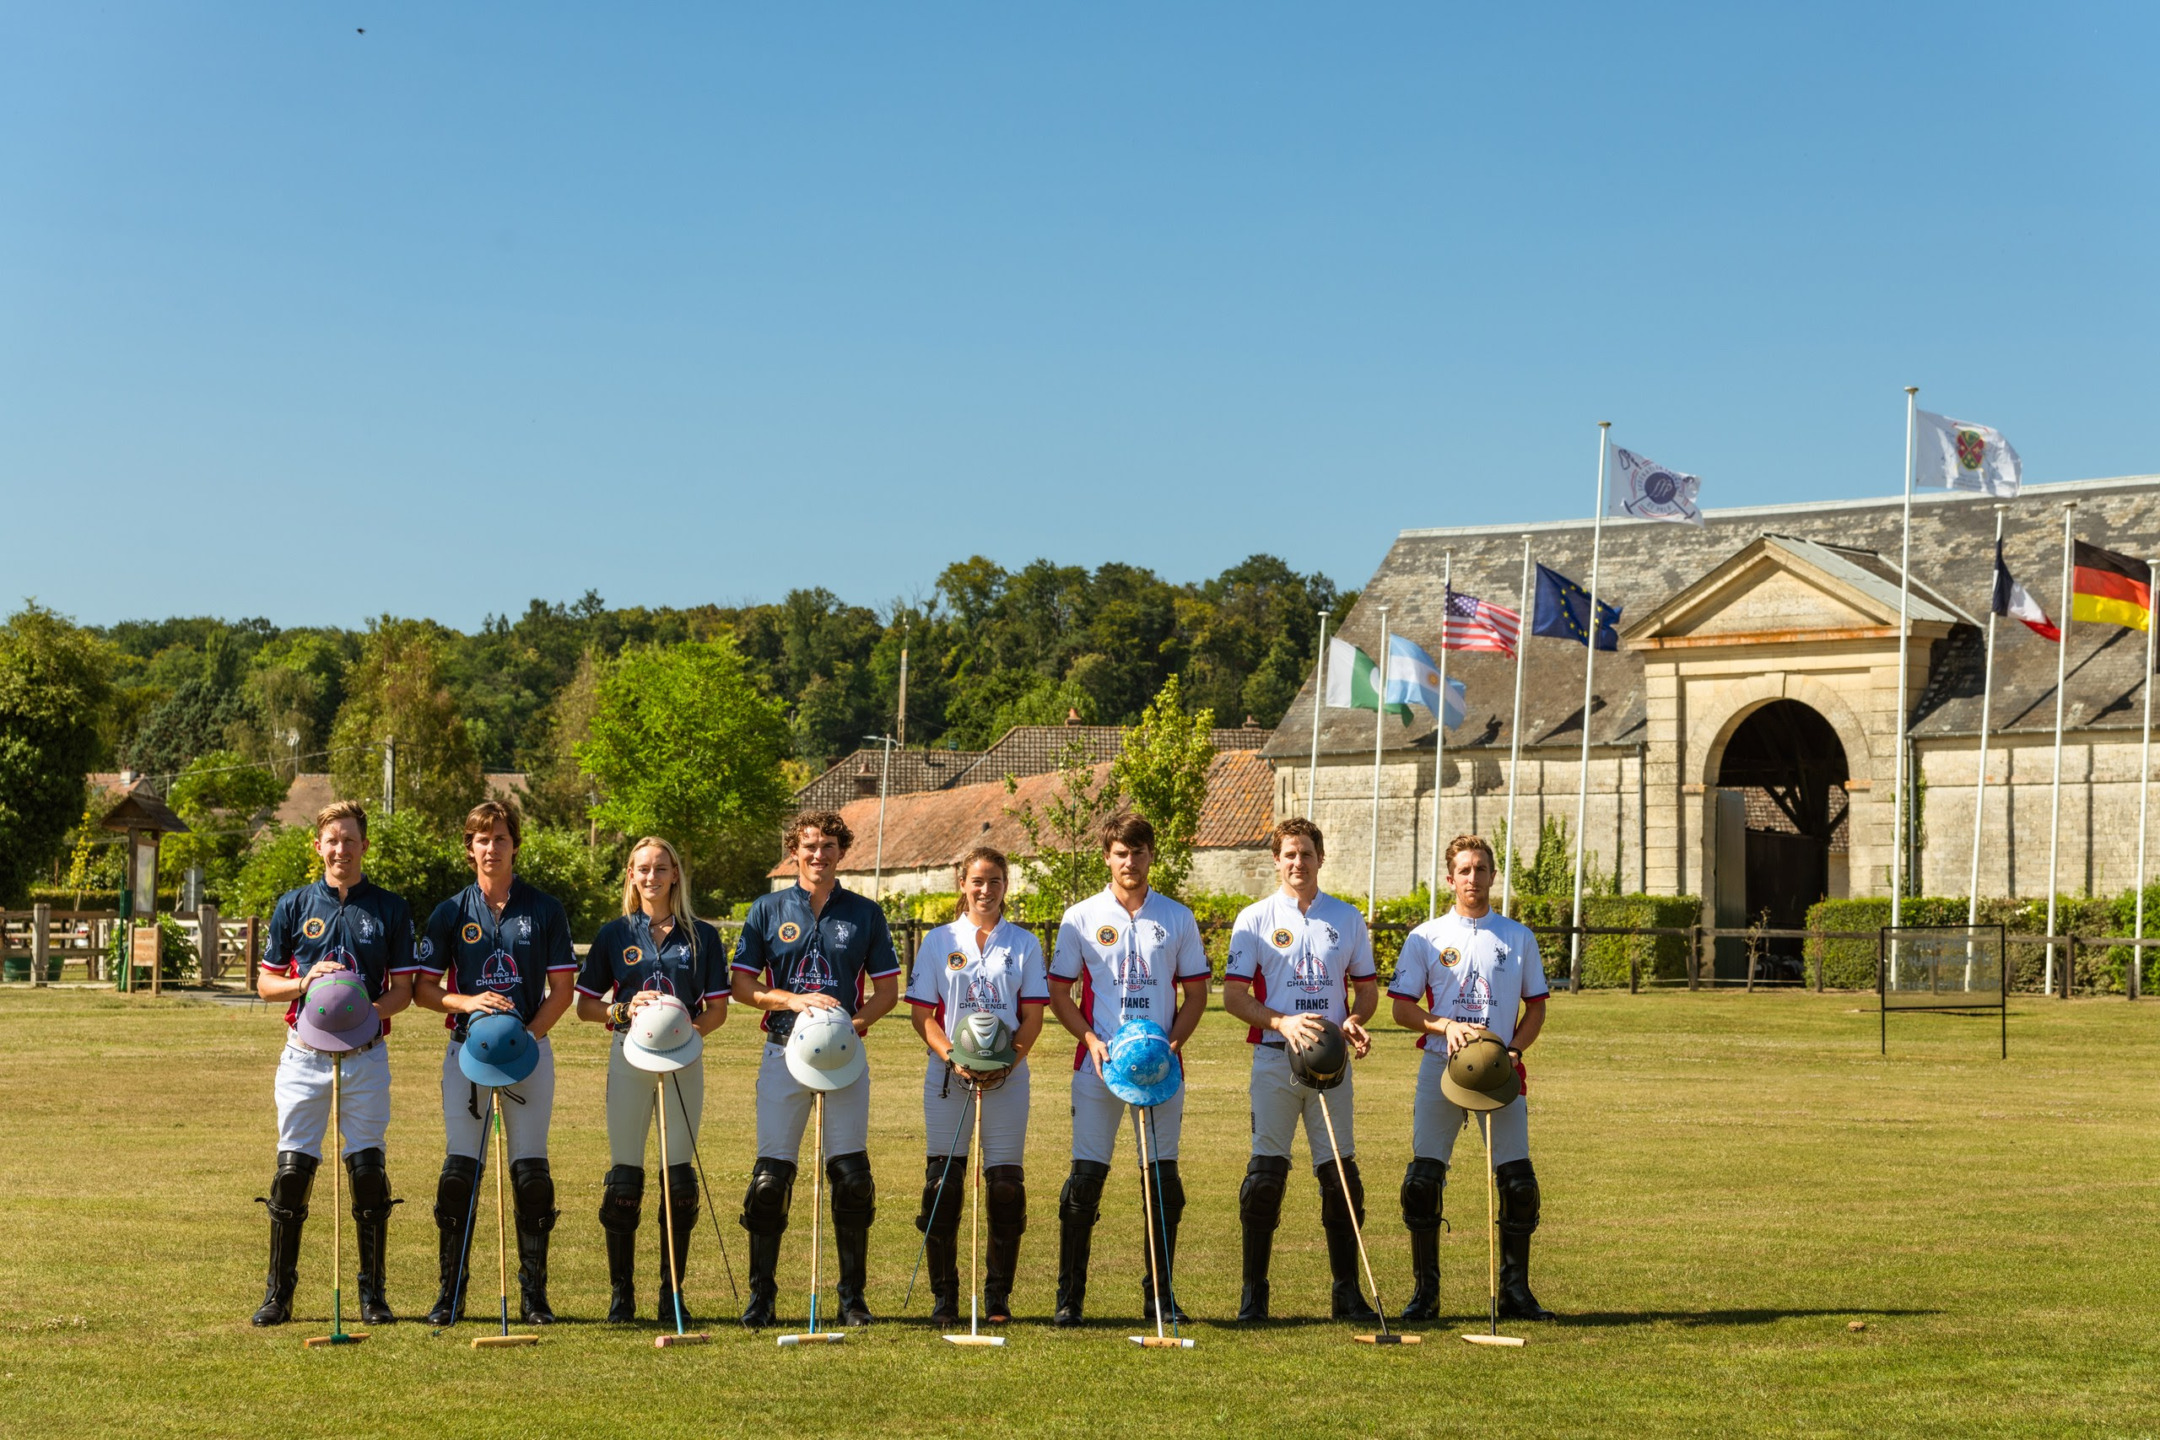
[0,553,1350,918]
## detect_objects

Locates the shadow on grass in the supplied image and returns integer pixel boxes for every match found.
[1551,1307,1940,1328]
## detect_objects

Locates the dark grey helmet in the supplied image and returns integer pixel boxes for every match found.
[1287,1017,1350,1091]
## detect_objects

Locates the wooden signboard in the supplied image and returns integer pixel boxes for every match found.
[132,927,161,997]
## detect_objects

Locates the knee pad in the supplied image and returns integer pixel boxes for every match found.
[599,1164,644,1235]
[509,1158,558,1234]
[985,1165,1026,1233]
[434,1154,481,1231]
[1400,1158,1447,1234]
[265,1150,319,1224]
[1316,1156,1365,1229]
[1494,1159,1540,1237]
[1238,1155,1290,1231]
[826,1151,876,1228]
[916,1156,965,1238]
[344,1147,394,1223]
[739,1158,796,1237]
[1149,1161,1185,1225]
[1059,1160,1110,1225]
[664,1163,699,1224]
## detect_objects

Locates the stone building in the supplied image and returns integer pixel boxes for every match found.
[1262,473,2160,935]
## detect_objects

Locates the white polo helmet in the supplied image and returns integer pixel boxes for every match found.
[622,993,703,1073]
[785,1005,865,1091]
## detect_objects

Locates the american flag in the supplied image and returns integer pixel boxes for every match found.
[1441,587,1521,657]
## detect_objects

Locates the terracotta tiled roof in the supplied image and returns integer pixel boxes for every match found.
[1194,750,1273,849]
[793,747,986,814]
[274,774,338,828]
[948,722,1270,789]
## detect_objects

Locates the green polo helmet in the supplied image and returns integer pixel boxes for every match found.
[951,1010,1018,1072]
[1440,1028,1522,1112]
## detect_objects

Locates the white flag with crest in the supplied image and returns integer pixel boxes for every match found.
[1607,447,1703,525]
[1915,409,2020,496]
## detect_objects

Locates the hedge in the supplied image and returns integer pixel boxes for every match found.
[1804,895,2149,992]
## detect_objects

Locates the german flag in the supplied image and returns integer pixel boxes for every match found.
[2072,540,2154,631]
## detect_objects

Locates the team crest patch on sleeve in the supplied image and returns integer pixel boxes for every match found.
[1439,947,1462,968]
[777,921,802,943]
[417,938,434,961]
[461,922,484,945]
[1270,927,1294,949]
[302,916,326,940]
[947,951,968,971]
[624,945,643,964]
[1095,925,1118,946]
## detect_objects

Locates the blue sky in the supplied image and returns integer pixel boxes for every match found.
[5,4,2154,630]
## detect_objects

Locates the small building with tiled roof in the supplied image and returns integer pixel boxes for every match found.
[946,718,1270,790]
[769,748,1280,897]
[793,747,986,815]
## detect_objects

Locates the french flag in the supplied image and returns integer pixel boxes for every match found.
[1993,541,2060,642]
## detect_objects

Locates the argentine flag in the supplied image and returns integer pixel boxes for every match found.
[1386,635,1467,729]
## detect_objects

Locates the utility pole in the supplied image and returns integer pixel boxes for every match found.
[864,733,899,902]
[382,736,397,816]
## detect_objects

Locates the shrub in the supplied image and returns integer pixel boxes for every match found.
[1805,895,2124,991]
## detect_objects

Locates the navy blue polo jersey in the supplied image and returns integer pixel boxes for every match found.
[578,913,728,1026]
[264,877,419,1032]
[417,878,577,1035]
[731,884,900,1042]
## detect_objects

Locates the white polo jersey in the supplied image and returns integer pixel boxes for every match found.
[1224,889,1375,1044]
[1390,908,1548,1049]
[1049,887,1210,1069]
[905,917,1051,1039]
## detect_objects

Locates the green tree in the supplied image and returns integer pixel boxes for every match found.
[1005,737,1123,919]
[0,604,115,905]
[235,824,320,921]
[1111,675,1217,898]
[329,619,484,831]
[162,750,290,901]
[521,649,607,829]
[576,637,793,910]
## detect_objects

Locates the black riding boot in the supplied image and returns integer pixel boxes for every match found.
[656,1163,698,1327]
[1236,1155,1289,1322]
[426,1154,481,1326]
[1320,1157,1380,1322]
[511,1158,559,1324]
[251,1151,316,1325]
[982,1165,1026,1323]
[1494,1159,1556,1321]
[600,1164,643,1323]
[345,1148,397,1325]
[1398,1158,1446,1321]
[738,1158,794,1329]
[1139,1160,1189,1324]
[828,1152,876,1326]
[918,1155,965,1328]
[1053,1161,1108,1326]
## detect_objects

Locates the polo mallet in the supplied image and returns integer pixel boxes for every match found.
[1129,1103,1191,1349]
[778,1091,844,1346]
[1313,1071,1416,1345]
[669,1073,738,1304]
[654,1075,709,1347]
[303,1054,367,1347]
[428,1119,486,1340]
[944,1079,1001,1346]
[904,1076,975,1311]
[1461,1112,1524,1348]
[471,1090,537,1348]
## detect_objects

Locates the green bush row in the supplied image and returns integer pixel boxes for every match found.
[1804,892,2160,993]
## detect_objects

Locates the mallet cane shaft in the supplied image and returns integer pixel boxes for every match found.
[1316,1093,1389,1336]
[656,1075,685,1334]
[1134,1103,1166,1341]
[494,1089,511,1336]
[1486,1115,1499,1336]
[331,1054,344,1337]
[809,1090,825,1335]
[970,1081,984,1336]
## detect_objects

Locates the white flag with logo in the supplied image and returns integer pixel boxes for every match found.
[1607,447,1704,526]
[1916,409,2020,496]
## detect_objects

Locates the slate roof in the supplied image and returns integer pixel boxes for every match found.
[948,722,1270,790]
[1263,473,2160,761]
[793,747,986,814]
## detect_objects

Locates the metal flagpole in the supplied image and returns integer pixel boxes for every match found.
[1501,535,1533,916]
[1890,388,1918,932]
[2044,503,2078,995]
[2136,559,2158,1002]
[1567,424,1612,988]
[1309,611,1329,821]
[864,734,897,902]
[1368,606,1391,921]
[1967,505,2008,926]
[1430,553,1452,919]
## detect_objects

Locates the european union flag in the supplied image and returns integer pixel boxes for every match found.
[1531,563,1620,651]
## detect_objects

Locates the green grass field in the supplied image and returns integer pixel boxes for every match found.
[3,986,2157,1438]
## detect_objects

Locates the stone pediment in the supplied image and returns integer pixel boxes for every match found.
[1623,534,1973,651]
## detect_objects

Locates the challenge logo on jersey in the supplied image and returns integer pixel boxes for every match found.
[462,922,484,945]
[1095,925,1118,946]
[1456,973,1492,1015]
[324,946,358,973]
[1113,940,1154,991]
[1270,927,1294,949]
[947,950,967,971]
[794,950,835,992]
[963,973,1006,1009]
[1439,947,1462,968]
[777,921,802,944]
[302,917,327,941]
[480,951,520,989]
[1289,944,1329,993]
[624,945,644,964]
